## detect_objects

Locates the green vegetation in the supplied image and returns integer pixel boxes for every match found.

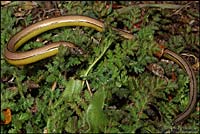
[1,1,199,133]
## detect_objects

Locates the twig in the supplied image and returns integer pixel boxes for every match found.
[173,2,194,15]
[86,80,93,96]
[117,4,186,14]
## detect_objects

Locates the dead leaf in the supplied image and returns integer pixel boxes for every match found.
[147,63,165,78]
[171,72,177,82]
[25,80,40,89]
[1,1,11,6]
[1,108,12,125]
[51,81,57,91]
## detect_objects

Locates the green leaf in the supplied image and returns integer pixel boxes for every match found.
[86,88,107,132]
[62,79,82,99]
[19,112,31,121]
[52,79,82,109]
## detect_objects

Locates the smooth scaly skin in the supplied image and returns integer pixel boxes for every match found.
[162,49,197,125]
[4,15,197,125]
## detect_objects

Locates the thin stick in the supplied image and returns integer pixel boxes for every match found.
[117,4,186,14]
[86,80,93,96]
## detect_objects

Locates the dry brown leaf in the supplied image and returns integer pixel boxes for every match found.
[1,108,12,125]
[1,1,11,6]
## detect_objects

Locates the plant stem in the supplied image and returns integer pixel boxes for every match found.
[83,40,112,77]
[81,39,113,87]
